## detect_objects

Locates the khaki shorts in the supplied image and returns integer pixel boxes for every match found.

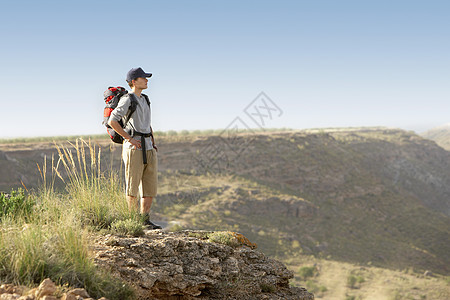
[122,147,158,198]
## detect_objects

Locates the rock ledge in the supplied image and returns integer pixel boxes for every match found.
[92,230,314,300]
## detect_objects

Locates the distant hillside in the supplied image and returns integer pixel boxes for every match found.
[1,128,449,277]
[154,128,450,275]
[422,123,450,150]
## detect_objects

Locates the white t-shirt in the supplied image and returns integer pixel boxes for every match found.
[109,92,153,150]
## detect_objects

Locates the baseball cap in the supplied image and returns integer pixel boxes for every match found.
[126,67,152,82]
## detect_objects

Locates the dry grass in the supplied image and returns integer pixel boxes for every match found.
[0,138,138,299]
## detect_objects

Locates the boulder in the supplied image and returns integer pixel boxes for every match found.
[35,279,56,298]
[66,289,90,299]
[60,294,76,300]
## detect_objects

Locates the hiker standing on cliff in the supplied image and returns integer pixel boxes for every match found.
[108,67,161,229]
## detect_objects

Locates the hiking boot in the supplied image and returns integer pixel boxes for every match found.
[143,218,162,229]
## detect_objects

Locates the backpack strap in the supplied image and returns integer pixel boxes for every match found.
[141,95,156,151]
[123,94,139,125]
[142,93,150,106]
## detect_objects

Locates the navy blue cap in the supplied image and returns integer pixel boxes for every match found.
[126,67,152,82]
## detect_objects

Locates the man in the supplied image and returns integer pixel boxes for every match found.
[108,67,161,229]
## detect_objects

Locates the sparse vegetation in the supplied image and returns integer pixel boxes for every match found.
[110,218,144,237]
[208,231,241,248]
[347,275,358,289]
[0,139,141,299]
[304,280,327,297]
[298,266,317,280]
[188,231,210,239]
[288,258,450,300]
[0,128,296,145]
[0,188,34,220]
[0,134,108,145]
[422,124,450,150]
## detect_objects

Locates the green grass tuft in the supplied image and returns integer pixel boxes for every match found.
[111,218,144,237]
[207,232,240,248]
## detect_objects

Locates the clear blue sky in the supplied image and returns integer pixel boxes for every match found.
[1,0,449,138]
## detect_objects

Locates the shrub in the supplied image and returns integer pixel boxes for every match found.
[0,188,34,220]
[188,232,210,239]
[305,280,327,295]
[356,275,365,284]
[347,275,357,288]
[298,266,317,280]
[208,232,240,248]
[111,219,144,237]
[347,274,365,289]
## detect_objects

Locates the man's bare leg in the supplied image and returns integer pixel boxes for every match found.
[127,195,139,212]
[141,196,153,215]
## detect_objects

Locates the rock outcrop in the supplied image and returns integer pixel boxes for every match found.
[92,230,314,300]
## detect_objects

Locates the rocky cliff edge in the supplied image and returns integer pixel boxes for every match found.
[92,230,314,300]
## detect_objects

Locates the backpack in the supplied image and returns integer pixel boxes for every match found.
[102,87,150,144]
[102,87,131,143]
[102,86,137,144]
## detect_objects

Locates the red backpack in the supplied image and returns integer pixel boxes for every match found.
[102,87,135,144]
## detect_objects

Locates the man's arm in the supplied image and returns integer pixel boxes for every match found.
[108,119,141,149]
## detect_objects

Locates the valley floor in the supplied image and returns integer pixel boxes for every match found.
[287,256,450,300]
